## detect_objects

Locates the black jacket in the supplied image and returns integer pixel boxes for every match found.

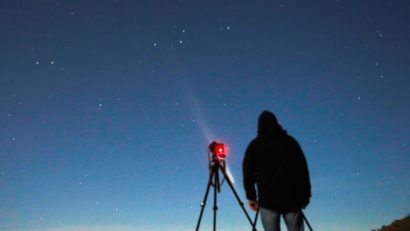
[242,133,311,212]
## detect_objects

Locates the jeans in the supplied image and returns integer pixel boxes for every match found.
[260,207,304,231]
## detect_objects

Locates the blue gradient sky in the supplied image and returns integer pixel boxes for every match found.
[1,1,409,231]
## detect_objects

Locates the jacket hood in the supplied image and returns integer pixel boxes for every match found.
[257,111,287,138]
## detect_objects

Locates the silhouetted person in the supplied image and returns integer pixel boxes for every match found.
[243,111,311,231]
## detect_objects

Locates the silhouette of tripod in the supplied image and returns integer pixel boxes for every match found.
[195,156,257,231]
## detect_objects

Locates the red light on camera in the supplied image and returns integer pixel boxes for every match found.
[215,143,225,156]
[209,141,227,158]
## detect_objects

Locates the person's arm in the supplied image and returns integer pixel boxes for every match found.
[291,138,311,208]
[242,140,257,204]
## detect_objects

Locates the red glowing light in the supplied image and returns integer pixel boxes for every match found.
[209,141,227,158]
[216,144,225,155]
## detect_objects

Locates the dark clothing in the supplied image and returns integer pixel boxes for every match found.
[242,133,311,212]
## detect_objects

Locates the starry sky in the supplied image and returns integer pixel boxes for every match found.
[1,1,410,231]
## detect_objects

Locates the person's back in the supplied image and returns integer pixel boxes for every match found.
[243,111,311,231]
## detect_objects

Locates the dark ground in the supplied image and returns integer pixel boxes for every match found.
[373,214,410,231]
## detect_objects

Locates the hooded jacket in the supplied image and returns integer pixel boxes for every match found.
[242,111,311,212]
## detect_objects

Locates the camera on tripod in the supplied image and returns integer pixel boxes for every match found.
[196,141,258,231]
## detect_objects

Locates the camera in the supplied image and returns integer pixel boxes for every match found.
[209,141,227,159]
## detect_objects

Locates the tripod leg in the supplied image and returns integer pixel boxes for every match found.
[213,172,218,231]
[195,170,216,231]
[253,209,260,231]
[301,211,314,231]
[218,165,257,230]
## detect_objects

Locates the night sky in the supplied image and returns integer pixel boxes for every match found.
[1,1,410,231]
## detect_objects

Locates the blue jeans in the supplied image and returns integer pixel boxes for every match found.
[260,207,304,231]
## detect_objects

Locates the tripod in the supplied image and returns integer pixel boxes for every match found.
[195,156,257,231]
